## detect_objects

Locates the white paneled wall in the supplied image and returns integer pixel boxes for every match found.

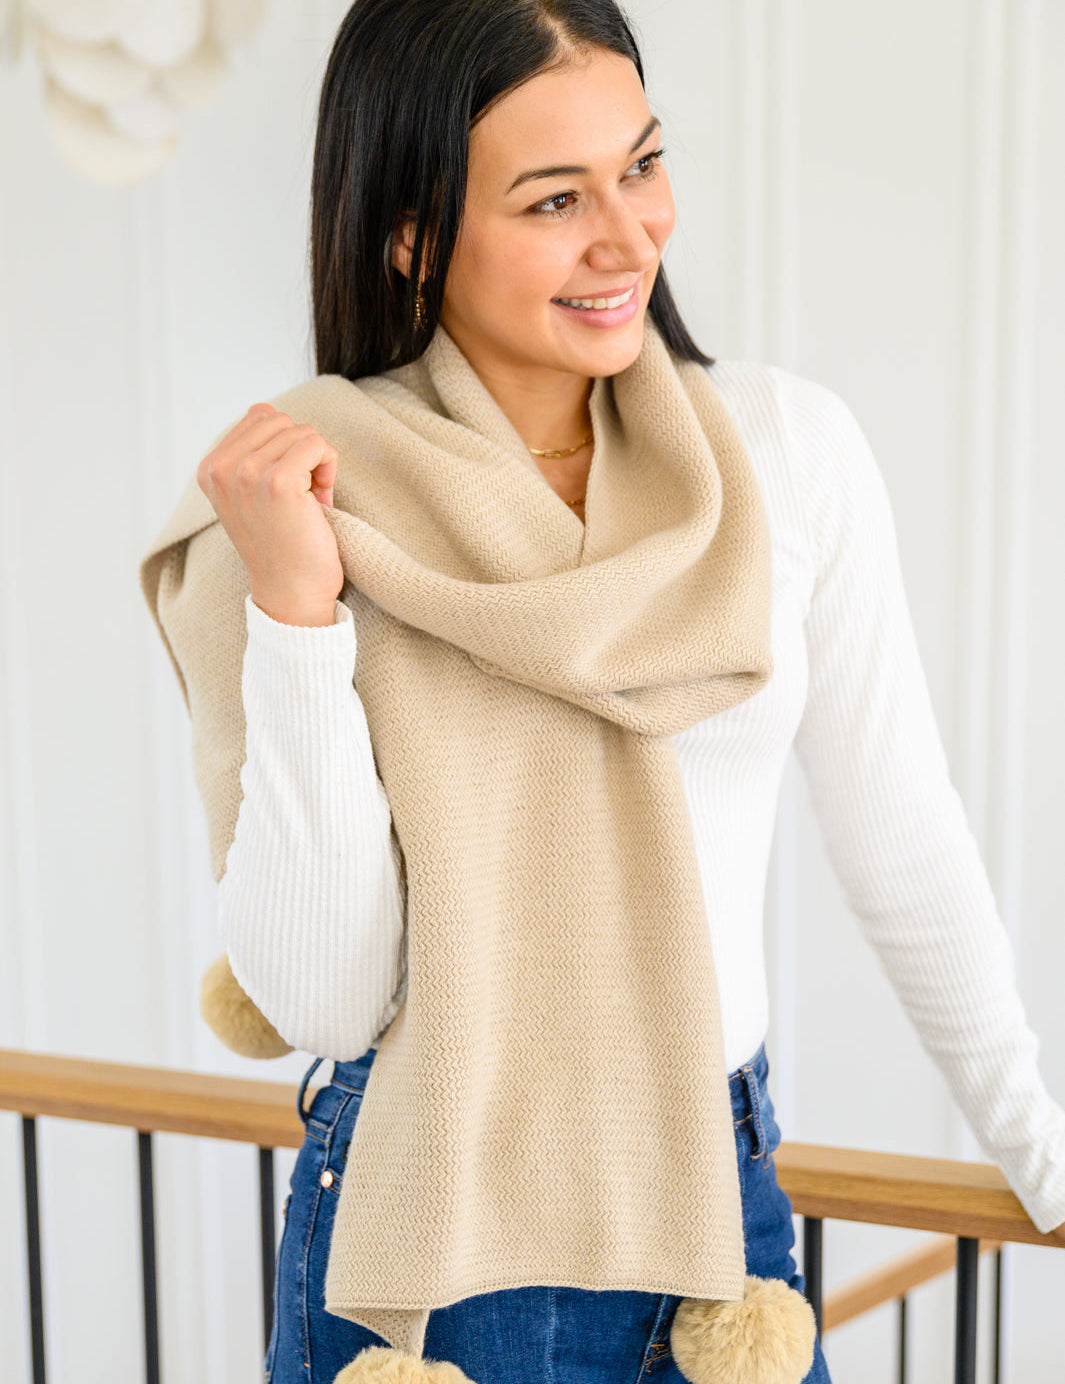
[1,2,1062,1381]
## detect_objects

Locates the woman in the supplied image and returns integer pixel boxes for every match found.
[139,1,1065,1382]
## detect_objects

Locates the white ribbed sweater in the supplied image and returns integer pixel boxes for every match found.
[216,358,1065,1235]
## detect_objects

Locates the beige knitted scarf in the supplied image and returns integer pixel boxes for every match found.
[140,318,816,1384]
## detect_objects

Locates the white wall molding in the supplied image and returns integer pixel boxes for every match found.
[953,0,1042,1188]
[986,0,1040,960]
[764,0,801,1138]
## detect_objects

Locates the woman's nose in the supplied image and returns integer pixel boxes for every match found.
[583,198,662,274]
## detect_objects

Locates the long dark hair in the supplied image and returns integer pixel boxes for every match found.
[310,0,714,380]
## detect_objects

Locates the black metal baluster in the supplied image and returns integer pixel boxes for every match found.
[259,1147,276,1351]
[897,1293,907,1384]
[138,1131,161,1384]
[803,1216,823,1335]
[22,1116,46,1384]
[954,1236,979,1384]
[992,1247,1003,1384]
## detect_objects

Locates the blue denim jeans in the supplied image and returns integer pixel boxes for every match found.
[265,1041,832,1383]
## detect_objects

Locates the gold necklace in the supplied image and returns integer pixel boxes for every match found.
[527,434,593,459]
[528,434,592,510]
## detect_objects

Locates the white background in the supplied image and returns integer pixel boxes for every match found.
[1,1,1063,1381]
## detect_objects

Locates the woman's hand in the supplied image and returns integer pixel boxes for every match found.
[197,402,344,626]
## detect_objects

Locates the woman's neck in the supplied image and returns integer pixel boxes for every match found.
[440,320,594,453]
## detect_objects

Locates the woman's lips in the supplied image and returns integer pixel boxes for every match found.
[551,281,641,328]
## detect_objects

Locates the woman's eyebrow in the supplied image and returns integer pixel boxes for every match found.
[504,115,661,195]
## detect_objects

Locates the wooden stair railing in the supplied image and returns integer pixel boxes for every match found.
[821,1234,1002,1334]
[775,1141,1057,1246]
[2,1048,1060,1384]
[774,1139,1064,1383]
[0,1047,303,1384]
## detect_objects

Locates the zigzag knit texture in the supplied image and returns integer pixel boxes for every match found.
[140,317,779,1358]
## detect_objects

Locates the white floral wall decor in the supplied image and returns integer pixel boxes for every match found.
[2,0,270,184]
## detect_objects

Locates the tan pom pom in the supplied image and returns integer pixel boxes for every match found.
[333,1345,475,1382]
[199,954,294,1059]
[670,1275,817,1384]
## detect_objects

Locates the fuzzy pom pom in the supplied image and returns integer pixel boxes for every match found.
[199,953,294,1059]
[671,1275,817,1384]
[334,1345,476,1382]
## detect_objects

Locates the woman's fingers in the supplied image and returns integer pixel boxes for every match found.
[226,409,302,464]
[217,402,286,452]
[309,445,338,507]
[205,419,336,494]
[239,427,337,490]
[195,403,344,624]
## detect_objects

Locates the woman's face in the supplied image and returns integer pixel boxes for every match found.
[402,47,676,386]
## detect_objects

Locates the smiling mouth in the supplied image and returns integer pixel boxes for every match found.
[552,284,637,310]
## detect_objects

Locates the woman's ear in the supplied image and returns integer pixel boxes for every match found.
[391,212,416,278]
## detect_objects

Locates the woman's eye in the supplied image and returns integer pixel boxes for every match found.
[630,147,666,181]
[536,191,577,219]
[533,148,666,219]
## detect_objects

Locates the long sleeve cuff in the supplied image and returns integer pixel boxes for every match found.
[245,592,355,655]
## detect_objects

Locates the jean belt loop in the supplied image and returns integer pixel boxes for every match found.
[296,1057,325,1126]
[743,1064,767,1162]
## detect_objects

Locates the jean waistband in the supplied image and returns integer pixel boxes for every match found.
[297,1048,377,1126]
[728,1038,770,1121]
[299,1039,770,1129]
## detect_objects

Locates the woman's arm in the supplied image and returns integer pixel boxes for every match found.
[216,593,407,1058]
[784,373,1065,1236]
